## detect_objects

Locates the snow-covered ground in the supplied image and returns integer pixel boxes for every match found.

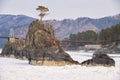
[0,49,2,54]
[0,50,120,80]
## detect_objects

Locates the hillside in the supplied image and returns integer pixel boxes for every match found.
[0,14,120,47]
[46,14,120,39]
[0,15,35,37]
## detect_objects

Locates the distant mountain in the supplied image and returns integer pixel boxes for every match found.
[0,14,120,47]
[0,15,35,37]
[45,14,120,39]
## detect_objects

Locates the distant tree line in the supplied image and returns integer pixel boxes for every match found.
[99,23,120,44]
[61,23,120,50]
[69,30,97,42]
[61,30,98,50]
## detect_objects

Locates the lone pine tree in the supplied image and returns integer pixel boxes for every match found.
[36,6,49,21]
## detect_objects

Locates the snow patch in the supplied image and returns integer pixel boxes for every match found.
[0,49,2,54]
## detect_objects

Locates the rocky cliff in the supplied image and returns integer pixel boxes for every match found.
[24,20,79,65]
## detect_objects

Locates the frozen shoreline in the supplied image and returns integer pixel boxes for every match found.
[0,50,120,80]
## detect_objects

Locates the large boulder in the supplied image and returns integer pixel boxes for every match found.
[1,38,24,58]
[81,50,115,66]
[24,20,79,65]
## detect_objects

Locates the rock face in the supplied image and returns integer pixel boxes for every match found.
[81,50,115,66]
[1,38,24,58]
[24,20,79,65]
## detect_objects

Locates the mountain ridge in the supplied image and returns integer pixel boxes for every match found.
[45,13,120,39]
[0,13,120,44]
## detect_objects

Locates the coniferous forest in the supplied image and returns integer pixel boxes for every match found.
[61,23,120,49]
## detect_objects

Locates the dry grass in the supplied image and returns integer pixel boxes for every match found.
[30,60,73,66]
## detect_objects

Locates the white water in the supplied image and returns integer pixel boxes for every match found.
[0,50,120,80]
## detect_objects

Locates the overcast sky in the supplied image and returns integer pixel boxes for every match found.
[0,0,120,20]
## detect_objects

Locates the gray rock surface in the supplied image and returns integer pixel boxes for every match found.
[81,50,115,66]
[24,20,79,65]
[1,38,24,58]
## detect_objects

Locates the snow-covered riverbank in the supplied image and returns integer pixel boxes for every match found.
[0,50,120,80]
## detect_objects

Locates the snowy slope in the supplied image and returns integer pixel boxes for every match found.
[0,51,120,80]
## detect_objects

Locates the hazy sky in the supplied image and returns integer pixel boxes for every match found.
[0,0,120,20]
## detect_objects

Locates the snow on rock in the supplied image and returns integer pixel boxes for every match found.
[0,51,120,80]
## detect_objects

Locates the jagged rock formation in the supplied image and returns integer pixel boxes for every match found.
[24,20,79,66]
[81,50,115,66]
[1,38,24,58]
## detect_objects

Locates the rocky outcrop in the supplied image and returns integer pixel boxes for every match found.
[1,38,24,58]
[81,50,115,66]
[24,20,79,65]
